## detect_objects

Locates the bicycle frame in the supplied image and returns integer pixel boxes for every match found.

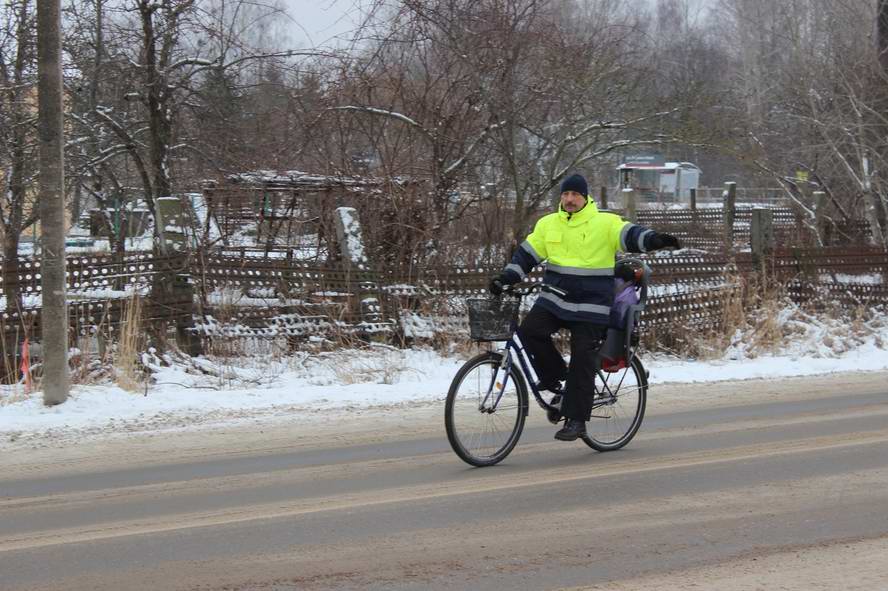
[479,256,651,417]
[480,330,638,416]
[478,330,636,416]
[479,332,538,414]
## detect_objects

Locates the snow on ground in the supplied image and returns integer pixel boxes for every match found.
[2,310,888,449]
[0,348,465,448]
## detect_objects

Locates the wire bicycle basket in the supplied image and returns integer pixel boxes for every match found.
[466,297,520,341]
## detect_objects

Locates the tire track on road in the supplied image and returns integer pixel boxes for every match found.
[3,427,888,553]
[5,402,887,512]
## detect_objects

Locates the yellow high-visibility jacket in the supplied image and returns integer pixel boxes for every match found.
[502,199,655,324]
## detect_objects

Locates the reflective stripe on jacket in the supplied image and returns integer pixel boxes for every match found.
[502,198,654,324]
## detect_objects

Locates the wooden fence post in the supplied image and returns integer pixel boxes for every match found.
[813,190,828,243]
[689,188,697,212]
[723,182,737,251]
[623,188,637,223]
[334,207,382,331]
[600,186,608,210]
[155,197,201,355]
[751,207,774,268]
[156,197,188,254]
[334,207,368,269]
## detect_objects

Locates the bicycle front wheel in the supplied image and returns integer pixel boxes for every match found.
[445,351,528,467]
[582,355,648,452]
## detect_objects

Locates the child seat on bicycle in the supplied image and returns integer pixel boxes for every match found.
[599,259,648,371]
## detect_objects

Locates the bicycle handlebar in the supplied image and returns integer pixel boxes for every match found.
[497,282,538,297]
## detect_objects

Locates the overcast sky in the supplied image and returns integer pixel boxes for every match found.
[284,0,371,48]
[281,0,717,49]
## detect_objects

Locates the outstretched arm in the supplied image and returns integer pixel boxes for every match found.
[616,221,681,253]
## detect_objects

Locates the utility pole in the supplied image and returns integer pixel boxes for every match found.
[38,0,70,405]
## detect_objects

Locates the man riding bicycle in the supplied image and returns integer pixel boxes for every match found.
[489,173,680,441]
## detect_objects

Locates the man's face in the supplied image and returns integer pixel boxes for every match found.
[560,190,586,213]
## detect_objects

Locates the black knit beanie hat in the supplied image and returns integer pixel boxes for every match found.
[560,173,588,197]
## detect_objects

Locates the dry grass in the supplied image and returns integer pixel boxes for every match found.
[69,334,106,386]
[730,270,785,357]
[643,268,789,360]
[115,294,145,392]
[0,325,26,387]
[202,287,248,358]
[297,343,422,387]
[69,304,116,386]
[658,268,888,362]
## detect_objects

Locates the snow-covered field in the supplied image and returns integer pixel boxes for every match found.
[2,345,885,450]
[2,302,888,451]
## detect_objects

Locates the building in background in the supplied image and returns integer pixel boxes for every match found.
[616,154,701,202]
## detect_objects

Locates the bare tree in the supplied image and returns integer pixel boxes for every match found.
[63,0,312,247]
[0,0,40,380]
[704,0,888,245]
[0,0,40,264]
[330,0,710,258]
[329,3,505,225]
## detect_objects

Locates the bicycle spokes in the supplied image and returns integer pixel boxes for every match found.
[479,356,512,412]
[445,352,527,467]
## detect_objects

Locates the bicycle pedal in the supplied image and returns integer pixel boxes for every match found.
[546,409,563,425]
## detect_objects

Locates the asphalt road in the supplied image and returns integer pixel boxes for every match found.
[2,385,888,590]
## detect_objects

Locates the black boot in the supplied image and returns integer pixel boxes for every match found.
[554,419,586,441]
[538,379,564,394]
[546,394,562,425]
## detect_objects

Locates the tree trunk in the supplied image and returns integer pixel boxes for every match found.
[861,155,886,247]
[111,208,128,290]
[139,0,182,351]
[878,0,888,74]
[863,190,886,246]
[1,237,23,383]
[138,0,172,247]
[877,0,888,245]
[1,67,29,383]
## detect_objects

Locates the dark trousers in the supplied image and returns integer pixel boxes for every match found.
[518,306,606,421]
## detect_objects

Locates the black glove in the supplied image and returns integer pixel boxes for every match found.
[488,275,506,296]
[648,233,681,250]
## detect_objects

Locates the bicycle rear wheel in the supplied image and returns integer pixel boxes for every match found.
[445,351,528,467]
[582,355,647,452]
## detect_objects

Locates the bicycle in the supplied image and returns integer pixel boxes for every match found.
[444,258,651,467]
